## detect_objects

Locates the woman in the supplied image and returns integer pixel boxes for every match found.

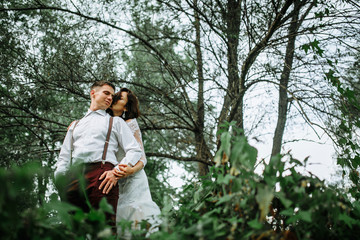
[107,88,161,235]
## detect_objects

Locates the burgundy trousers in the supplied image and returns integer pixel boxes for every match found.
[65,162,119,228]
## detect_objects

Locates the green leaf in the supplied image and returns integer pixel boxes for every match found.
[230,139,258,171]
[215,194,233,206]
[339,138,347,145]
[301,44,310,53]
[43,201,79,229]
[217,174,234,185]
[298,211,312,223]
[349,170,359,184]
[337,157,348,168]
[286,215,299,224]
[248,219,263,230]
[353,156,360,168]
[285,210,312,224]
[280,208,294,216]
[255,184,274,221]
[202,208,221,218]
[275,192,292,208]
[88,209,105,222]
[221,132,232,156]
[99,197,114,214]
[338,214,356,228]
[73,210,86,222]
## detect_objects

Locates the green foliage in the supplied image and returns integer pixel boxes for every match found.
[324,53,360,199]
[301,39,324,56]
[330,54,360,198]
[0,162,120,240]
[1,123,360,239]
[155,122,360,239]
[300,19,360,199]
[1,1,360,238]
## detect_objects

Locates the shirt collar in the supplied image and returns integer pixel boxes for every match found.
[84,109,107,118]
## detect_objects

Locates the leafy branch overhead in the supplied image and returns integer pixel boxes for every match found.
[2,0,359,178]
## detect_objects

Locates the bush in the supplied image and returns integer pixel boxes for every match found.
[0,163,117,240]
[153,122,360,239]
[1,122,359,239]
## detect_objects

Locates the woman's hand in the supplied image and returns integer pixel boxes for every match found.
[114,164,135,178]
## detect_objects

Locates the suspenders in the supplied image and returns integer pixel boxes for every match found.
[70,116,113,167]
[101,116,114,168]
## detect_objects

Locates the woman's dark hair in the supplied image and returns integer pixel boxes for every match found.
[107,88,141,120]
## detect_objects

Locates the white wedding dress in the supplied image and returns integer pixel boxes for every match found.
[116,119,161,236]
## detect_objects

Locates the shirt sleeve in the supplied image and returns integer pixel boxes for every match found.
[54,122,75,179]
[115,118,142,166]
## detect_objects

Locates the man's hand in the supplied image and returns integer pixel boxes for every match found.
[114,164,135,178]
[99,170,118,194]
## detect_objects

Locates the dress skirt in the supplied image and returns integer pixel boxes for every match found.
[116,169,161,235]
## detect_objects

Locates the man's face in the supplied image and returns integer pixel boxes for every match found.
[91,84,115,110]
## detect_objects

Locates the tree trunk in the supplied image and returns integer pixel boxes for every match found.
[271,1,300,157]
[217,0,242,145]
[194,0,209,176]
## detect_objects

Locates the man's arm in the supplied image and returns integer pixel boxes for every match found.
[54,123,75,179]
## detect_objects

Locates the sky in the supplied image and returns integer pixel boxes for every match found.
[168,125,338,190]
[255,131,337,181]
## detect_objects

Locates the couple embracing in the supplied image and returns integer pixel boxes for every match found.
[54,80,160,235]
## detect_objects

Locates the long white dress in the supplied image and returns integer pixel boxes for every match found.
[116,119,161,235]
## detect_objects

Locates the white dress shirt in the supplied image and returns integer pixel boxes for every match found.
[54,109,142,178]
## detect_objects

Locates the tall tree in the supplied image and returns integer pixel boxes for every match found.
[271,0,314,156]
[1,0,360,181]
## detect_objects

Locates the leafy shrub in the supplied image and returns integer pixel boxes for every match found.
[1,122,360,239]
[153,122,360,239]
[0,163,117,240]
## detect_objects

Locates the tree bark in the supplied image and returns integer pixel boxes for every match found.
[217,0,295,145]
[271,1,300,157]
[217,0,242,144]
[194,0,209,176]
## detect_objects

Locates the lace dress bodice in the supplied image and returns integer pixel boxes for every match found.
[126,118,140,135]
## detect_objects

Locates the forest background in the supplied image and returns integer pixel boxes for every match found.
[1,0,360,239]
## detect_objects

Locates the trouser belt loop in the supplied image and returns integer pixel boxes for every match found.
[101,161,104,168]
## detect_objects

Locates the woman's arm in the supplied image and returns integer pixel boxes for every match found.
[114,118,146,178]
[132,128,147,167]
[127,118,147,166]
[114,161,144,178]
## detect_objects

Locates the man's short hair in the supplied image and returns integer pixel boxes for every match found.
[91,80,116,91]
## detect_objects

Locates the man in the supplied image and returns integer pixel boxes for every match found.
[54,80,142,227]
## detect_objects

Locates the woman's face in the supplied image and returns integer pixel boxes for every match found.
[111,91,128,116]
